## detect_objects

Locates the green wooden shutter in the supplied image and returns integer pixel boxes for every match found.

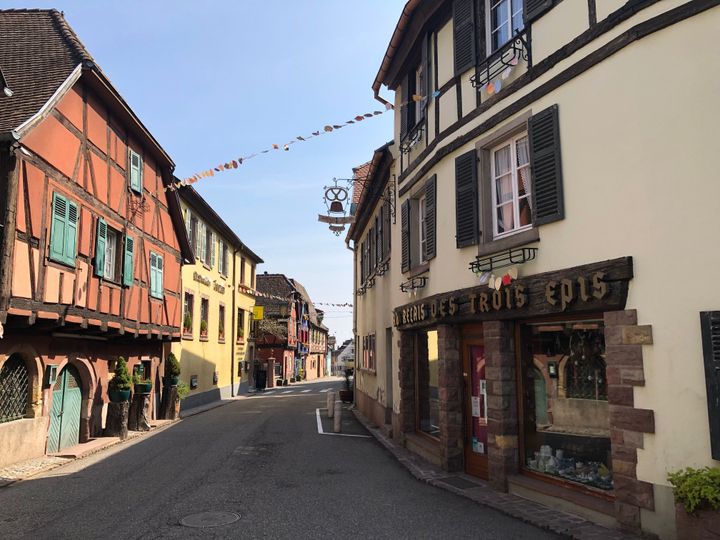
[401,199,411,273]
[94,218,107,277]
[455,150,479,247]
[425,175,437,260]
[49,193,67,263]
[65,200,78,266]
[529,104,565,225]
[156,254,163,297]
[453,0,476,75]
[123,235,134,287]
[149,252,157,297]
[129,149,143,192]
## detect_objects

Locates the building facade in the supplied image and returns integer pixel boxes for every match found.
[353,1,720,537]
[0,10,193,466]
[172,186,262,409]
[256,273,298,386]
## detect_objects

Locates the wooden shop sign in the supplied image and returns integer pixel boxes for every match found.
[393,257,632,329]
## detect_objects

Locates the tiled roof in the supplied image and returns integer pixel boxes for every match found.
[256,273,294,299]
[351,161,371,205]
[290,278,321,326]
[0,9,91,134]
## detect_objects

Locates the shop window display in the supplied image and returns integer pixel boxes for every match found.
[520,319,612,491]
[417,330,440,438]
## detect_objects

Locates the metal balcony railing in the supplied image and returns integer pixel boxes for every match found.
[470,33,531,90]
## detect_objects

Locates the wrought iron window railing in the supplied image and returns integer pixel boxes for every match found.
[400,122,424,155]
[470,33,531,90]
[0,356,29,424]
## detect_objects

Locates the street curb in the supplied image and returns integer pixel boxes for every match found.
[352,409,642,540]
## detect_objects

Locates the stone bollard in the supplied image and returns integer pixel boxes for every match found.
[333,400,342,433]
[327,391,335,418]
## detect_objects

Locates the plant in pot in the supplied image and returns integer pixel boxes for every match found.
[164,352,181,386]
[668,466,720,538]
[108,357,132,402]
[183,313,192,335]
[133,372,153,394]
[339,368,353,403]
[200,319,208,338]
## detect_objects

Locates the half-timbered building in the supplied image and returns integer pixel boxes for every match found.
[354,1,720,537]
[0,9,192,465]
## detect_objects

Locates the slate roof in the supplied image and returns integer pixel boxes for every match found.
[0,9,91,134]
[257,273,295,299]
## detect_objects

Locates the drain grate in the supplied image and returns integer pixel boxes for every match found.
[180,511,240,528]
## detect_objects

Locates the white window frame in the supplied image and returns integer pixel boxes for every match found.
[104,228,118,281]
[490,132,531,239]
[418,194,427,264]
[486,0,524,54]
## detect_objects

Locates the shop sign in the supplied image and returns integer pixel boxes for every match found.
[193,272,211,287]
[393,258,631,329]
[213,281,226,294]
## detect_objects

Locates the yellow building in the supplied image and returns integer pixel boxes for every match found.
[352,2,720,538]
[173,186,262,409]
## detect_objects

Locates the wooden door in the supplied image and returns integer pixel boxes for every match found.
[47,365,82,453]
[463,341,488,479]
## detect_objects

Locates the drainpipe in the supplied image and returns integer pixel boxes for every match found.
[230,247,238,396]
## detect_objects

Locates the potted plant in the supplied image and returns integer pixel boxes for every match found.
[200,319,208,337]
[133,372,153,394]
[108,357,132,402]
[164,352,181,386]
[183,313,192,335]
[339,368,354,403]
[668,467,720,538]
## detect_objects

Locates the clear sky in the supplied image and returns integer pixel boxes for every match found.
[10,0,404,342]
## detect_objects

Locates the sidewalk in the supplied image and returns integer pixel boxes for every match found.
[352,409,641,540]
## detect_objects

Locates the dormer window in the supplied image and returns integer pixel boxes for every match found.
[487,0,524,53]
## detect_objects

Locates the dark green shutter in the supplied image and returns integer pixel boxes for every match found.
[529,104,564,225]
[421,32,429,105]
[700,311,720,460]
[65,201,78,265]
[425,175,437,260]
[156,254,163,296]
[149,252,163,298]
[400,74,409,139]
[94,218,107,277]
[401,199,411,273]
[455,150,479,247]
[49,193,67,263]
[123,235,134,287]
[382,203,391,256]
[525,0,555,24]
[453,0,476,75]
[129,150,142,193]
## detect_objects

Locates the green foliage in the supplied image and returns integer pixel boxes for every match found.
[177,381,190,400]
[108,357,132,392]
[165,352,181,377]
[132,373,151,386]
[200,319,208,335]
[183,313,192,333]
[668,467,720,514]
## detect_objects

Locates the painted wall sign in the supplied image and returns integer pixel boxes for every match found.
[393,257,632,329]
[193,271,211,287]
[213,281,226,294]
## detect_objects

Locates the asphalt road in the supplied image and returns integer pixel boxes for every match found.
[0,379,558,539]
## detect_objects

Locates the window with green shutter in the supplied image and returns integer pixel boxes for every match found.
[123,235,134,287]
[94,218,107,277]
[128,149,143,193]
[150,251,163,299]
[49,192,78,267]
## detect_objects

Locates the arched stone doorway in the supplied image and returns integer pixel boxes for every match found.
[47,364,83,453]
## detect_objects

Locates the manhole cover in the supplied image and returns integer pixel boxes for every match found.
[180,511,240,528]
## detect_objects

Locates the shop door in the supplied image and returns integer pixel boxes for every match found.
[463,342,488,479]
[47,365,82,453]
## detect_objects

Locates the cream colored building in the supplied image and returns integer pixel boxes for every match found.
[351,1,720,537]
[173,186,262,409]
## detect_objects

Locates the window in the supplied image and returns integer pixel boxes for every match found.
[183,292,194,335]
[128,148,143,193]
[205,227,214,267]
[487,0,524,53]
[49,192,78,267]
[237,308,246,341]
[104,228,118,280]
[491,133,531,238]
[0,355,29,424]
[123,235,135,287]
[520,320,612,491]
[250,264,256,289]
[240,257,246,285]
[218,304,226,342]
[190,215,199,257]
[418,195,427,264]
[414,63,425,125]
[196,221,205,262]
[376,215,383,263]
[149,252,163,299]
[220,242,229,276]
[200,298,209,338]
[362,334,376,372]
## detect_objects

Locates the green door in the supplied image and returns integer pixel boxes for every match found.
[47,365,82,453]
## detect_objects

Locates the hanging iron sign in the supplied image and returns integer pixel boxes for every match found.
[323,179,349,214]
[318,215,354,224]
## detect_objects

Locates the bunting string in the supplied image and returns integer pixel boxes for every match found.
[238,283,352,308]
[170,93,439,191]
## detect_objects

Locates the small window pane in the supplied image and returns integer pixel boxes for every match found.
[516,136,530,166]
[494,145,511,175]
[491,0,510,51]
[519,197,532,227]
[497,202,515,233]
[105,229,117,280]
[495,174,513,204]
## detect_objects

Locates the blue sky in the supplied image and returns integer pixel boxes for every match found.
[12,0,404,342]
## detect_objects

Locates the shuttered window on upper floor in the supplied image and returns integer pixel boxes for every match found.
[128,149,143,194]
[123,235,135,287]
[149,251,164,299]
[49,192,78,267]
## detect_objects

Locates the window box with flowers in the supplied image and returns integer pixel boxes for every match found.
[199,298,209,341]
